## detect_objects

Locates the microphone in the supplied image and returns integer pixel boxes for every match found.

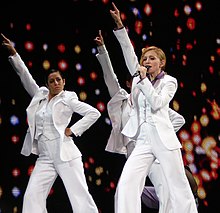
[133,66,151,77]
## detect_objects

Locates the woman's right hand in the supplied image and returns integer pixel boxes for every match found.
[1,33,17,56]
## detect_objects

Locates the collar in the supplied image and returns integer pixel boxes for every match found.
[47,90,65,100]
[148,71,165,85]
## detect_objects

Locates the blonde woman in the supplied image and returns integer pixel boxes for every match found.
[108,3,198,213]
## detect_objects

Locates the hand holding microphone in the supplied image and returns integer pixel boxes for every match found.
[133,65,151,78]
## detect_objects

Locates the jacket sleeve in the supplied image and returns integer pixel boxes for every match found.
[8,53,39,97]
[136,76,178,111]
[67,94,101,137]
[113,27,140,77]
[168,108,185,132]
[96,44,121,97]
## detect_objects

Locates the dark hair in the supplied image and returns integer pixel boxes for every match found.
[44,69,65,85]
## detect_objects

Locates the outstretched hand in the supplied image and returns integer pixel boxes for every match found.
[1,33,17,55]
[110,2,124,29]
[94,30,104,46]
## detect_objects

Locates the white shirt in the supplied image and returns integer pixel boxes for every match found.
[35,93,62,141]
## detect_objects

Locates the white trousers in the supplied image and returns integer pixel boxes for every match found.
[148,161,172,213]
[128,141,171,211]
[22,136,98,213]
[115,123,198,213]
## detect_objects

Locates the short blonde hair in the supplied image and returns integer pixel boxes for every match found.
[140,46,166,70]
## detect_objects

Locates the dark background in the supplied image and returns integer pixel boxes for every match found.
[0,0,220,212]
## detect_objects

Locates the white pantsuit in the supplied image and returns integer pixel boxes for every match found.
[8,53,100,213]
[96,42,193,212]
[112,28,198,213]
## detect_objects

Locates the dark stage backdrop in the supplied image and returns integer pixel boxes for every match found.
[0,0,219,213]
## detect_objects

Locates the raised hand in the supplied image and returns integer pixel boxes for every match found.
[110,2,124,29]
[1,33,17,55]
[94,30,104,46]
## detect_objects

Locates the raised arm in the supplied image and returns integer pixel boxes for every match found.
[1,33,17,56]
[110,2,140,77]
[94,30,121,97]
[1,33,39,97]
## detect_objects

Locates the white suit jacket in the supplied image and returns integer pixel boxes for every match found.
[113,28,182,150]
[96,45,184,154]
[9,53,101,161]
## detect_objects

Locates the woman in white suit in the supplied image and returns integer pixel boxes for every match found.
[1,33,100,213]
[108,3,198,213]
[94,30,197,212]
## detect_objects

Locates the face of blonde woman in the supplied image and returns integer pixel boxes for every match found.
[141,50,163,75]
[47,72,65,97]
